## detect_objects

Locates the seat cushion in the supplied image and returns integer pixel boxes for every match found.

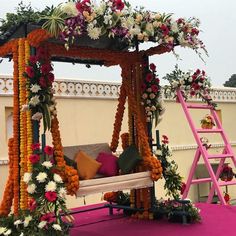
[75,150,101,180]
[117,145,142,174]
[96,152,119,177]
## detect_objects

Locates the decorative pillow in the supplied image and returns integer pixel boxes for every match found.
[117,145,142,174]
[96,152,119,177]
[75,150,101,180]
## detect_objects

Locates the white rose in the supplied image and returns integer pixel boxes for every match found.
[142,93,148,99]
[53,174,63,183]
[27,184,36,194]
[36,172,48,183]
[52,224,62,231]
[45,181,57,192]
[23,173,32,184]
[171,22,179,33]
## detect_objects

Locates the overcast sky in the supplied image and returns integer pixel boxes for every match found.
[0,0,236,86]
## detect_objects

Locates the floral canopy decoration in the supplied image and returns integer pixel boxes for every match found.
[42,0,207,57]
[163,65,216,108]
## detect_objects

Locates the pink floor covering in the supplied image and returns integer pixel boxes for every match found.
[70,203,236,236]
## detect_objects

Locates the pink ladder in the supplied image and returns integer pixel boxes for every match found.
[176,89,236,205]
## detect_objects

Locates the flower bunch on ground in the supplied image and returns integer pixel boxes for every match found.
[23,46,56,132]
[141,63,165,126]
[154,198,201,223]
[156,135,183,199]
[42,0,206,56]
[164,65,216,108]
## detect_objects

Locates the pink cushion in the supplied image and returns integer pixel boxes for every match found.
[96,152,119,177]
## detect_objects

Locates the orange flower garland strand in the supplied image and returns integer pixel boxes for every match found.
[25,40,33,174]
[51,115,79,195]
[12,41,20,215]
[27,29,52,48]
[110,73,127,152]
[0,138,14,216]
[18,38,28,210]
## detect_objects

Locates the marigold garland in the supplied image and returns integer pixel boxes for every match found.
[18,38,29,210]
[51,115,79,195]
[110,77,127,152]
[0,138,14,216]
[0,39,19,57]
[27,29,52,48]
[12,41,20,215]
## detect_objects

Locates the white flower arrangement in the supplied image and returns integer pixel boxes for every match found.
[45,181,57,192]
[36,172,48,183]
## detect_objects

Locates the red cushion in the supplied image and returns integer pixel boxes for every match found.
[96,152,119,177]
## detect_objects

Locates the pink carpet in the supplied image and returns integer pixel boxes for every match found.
[70,203,236,236]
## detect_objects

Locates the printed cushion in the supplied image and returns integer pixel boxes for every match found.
[96,152,119,177]
[117,145,142,174]
[75,150,101,180]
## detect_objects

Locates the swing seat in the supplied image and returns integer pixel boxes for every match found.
[63,143,153,197]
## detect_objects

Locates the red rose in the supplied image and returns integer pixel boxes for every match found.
[29,154,40,164]
[145,73,153,82]
[29,55,38,64]
[160,24,170,36]
[76,0,91,13]
[114,0,125,11]
[190,90,195,96]
[29,198,37,211]
[191,28,199,36]
[45,191,57,202]
[151,84,159,93]
[31,143,40,151]
[48,73,55,83]
[44,145,54,156]
[36,47,47,60]
[26,66,35,78]
[41,64,52,74]
[39,77,47,88]
[149,63,156,71]
[40,212,55,223]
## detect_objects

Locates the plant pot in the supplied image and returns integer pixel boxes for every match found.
[201,123,213,129]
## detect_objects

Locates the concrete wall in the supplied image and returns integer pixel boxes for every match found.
[1,77,236,208]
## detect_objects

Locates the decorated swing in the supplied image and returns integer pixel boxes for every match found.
[0,0,206,235]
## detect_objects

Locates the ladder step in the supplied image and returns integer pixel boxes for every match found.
[208,154,234,159]
[191,178,212,184]
[186,104,213,109]
[196,128,222,133]
[219,180,236,186]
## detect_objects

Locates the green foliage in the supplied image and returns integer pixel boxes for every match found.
[0,1,54,34]
[224,74,236,87]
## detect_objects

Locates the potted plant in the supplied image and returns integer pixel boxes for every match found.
[200,114,215,129]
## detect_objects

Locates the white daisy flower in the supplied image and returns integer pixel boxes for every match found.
[52,224,62,231]
[14,220,22,226]
[45,181,57,192]
[27,184,36,194]
[29,95,40,107]
[23,173,32,184]
[30,84,41,93]
[59,187,67,198]
[87,27,101,40]
[0,227,7,234]
[42,161,52,169]
[53,174,63,183]
[36,172,48,183]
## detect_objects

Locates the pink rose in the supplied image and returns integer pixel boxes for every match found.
[40,212,55,223]
[44,145,54,156]
[45,191,57,202]
[29,154,40,164]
